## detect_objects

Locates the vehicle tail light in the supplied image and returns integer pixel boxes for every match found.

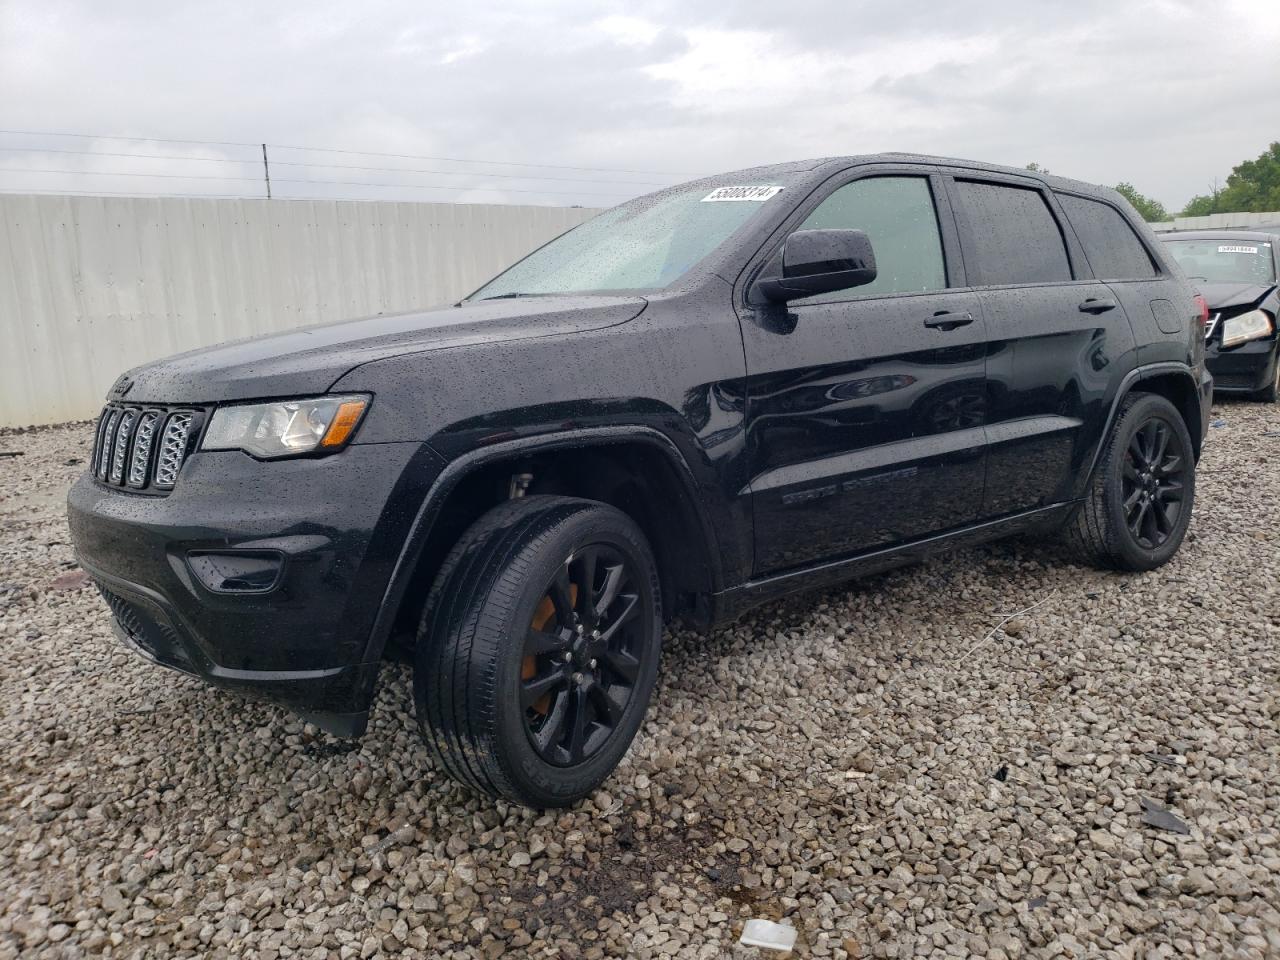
[1193,293,1209,331]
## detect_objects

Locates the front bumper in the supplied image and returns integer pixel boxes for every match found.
[67,440,440,735]
[1205,338,1278,393]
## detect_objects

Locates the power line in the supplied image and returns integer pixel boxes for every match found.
[1,187,257,200]
[0,146,257,164]
[0,128,691,177]
[0,128,260,147]
[268,141,684,177]
[271,177,643,198]
[0,144,673,186]
[0,167,262,182]
[0,166,647,198]
[267,159,669,186]
[0,186,607,205]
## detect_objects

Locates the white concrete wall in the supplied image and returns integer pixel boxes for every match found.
[0,194,599,427]
[1151,211,1280,232]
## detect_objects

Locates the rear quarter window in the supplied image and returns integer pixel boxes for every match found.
[953,180,1072,286]
[1059,194,1158,280]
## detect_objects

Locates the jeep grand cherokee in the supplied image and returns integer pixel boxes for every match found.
[69,155,1212,807]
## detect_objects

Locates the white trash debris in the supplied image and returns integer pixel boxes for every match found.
[739,918,797,953]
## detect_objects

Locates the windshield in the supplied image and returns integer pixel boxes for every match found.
[467,183,791,299]
[1164,239,1276,285]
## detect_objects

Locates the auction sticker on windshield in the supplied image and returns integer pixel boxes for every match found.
[702,185,784,202]
[1218,245,1259,254]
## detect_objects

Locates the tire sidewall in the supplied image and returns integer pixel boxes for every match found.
[1104,395,1196,570]
[490,509,662,807]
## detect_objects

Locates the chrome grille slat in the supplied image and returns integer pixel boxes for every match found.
[109,410,137,484]
[90,404,197,493]
[1205,312,1220,342]
[127,412,160,488]
[96,409,121,479]
[154,413,194,489]
[92,411,114,477]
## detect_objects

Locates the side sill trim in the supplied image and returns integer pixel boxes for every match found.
[708,501,1076,625]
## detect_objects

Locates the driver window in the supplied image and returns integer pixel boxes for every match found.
[797,176,947,301]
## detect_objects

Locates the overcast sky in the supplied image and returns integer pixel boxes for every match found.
[1,0,1276,211]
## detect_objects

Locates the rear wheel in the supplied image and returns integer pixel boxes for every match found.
[1067,393,1195,571]
[415,495,662,807]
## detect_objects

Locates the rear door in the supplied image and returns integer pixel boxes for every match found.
[738,167,991,576]
[946,175,1135,517]
[1057,191,1177,367]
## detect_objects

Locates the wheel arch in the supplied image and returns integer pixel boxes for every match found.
[364,427,722,671]
[1088,363,1204,485]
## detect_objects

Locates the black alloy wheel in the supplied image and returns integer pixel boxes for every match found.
[521,546,647,766]
[1067,392,1196,571]
[1120,417,1187,550]
[415,495,662,808]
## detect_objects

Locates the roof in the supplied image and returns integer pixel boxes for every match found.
[721,153,1116,199]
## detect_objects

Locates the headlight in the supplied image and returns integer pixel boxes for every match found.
[202,395,370,458]
[1220,309,1274,349]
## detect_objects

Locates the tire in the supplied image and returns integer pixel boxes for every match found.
[1254,351,1279,403]
[1067,392,1196,571]
[414,495,662,807]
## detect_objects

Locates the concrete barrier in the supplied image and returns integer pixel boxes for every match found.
[0,194,598,427]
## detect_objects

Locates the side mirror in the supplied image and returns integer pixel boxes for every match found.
[756,229,877,303]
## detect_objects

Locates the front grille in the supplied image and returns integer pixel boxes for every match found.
[91,404,202,494]
[1212,373,1256,390]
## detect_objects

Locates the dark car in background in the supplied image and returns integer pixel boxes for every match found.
[1161,230,1279,401]
[69,154,1210,807]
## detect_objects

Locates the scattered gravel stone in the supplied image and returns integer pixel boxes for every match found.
[2,406,1278,958]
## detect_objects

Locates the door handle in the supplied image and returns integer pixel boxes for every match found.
[1078,297,1118,314]
[923,310,974,331]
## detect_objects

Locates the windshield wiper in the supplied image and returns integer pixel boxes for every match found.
[476,292,535,301]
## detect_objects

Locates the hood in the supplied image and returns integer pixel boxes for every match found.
[1197,282,1276,312]
[115,295,646,404]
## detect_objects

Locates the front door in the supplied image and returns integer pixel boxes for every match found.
[739,171,991,576]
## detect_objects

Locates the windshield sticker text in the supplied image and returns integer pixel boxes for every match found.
[1218,245,1259,254]
[701,185,784,202]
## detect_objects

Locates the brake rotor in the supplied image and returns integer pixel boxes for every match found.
[523,586,577,716]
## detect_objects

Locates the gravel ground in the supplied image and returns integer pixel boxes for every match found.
[1,404,1278,960]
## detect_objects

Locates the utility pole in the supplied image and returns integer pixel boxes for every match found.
[261,143,272,199]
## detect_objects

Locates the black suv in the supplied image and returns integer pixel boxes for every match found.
[68,155,1211,807]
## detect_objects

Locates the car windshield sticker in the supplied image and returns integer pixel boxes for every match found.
[1218,245,1259,254]
[701,185,784,202]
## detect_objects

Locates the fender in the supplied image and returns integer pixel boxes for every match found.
[358,424,722,671]
[1084,361,1205,483]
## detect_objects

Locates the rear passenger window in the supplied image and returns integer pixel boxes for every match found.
[1058,194,1158,280]
[953,181,1072,285]
[796,176,946,299]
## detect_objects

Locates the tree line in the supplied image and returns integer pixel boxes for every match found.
[1030,141,1280,223]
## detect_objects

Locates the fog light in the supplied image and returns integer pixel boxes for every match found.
[187,552,284,594]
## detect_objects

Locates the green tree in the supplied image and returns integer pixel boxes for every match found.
[1181,143,1280,216]
[1114,182,1169,222]
[1180,190,1221,217]
[1025,162,1051,174]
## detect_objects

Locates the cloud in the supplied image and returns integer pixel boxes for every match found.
[0,0,1275,210]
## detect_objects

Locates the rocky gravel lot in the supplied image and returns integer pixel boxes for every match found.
[1,405,1278,960]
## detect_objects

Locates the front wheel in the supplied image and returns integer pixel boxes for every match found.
[415,495,662,807]
[1067,392,1196,571]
